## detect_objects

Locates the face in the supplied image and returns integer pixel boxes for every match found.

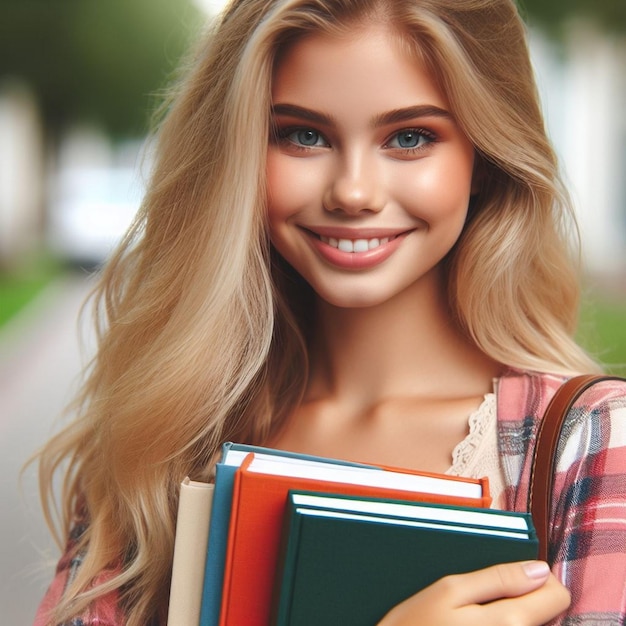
[266,24,477,308]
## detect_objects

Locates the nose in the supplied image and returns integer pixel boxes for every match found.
[323,150,384,215]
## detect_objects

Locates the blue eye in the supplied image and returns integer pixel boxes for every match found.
[398,131,421,148]
[386,129,435,150]
[288,129,327,147]
[271,125,331,152]
[395,131,425,148]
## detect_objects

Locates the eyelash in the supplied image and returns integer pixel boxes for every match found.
[271,126,329,153]
[384,128,438,154]
[270,125,438,155]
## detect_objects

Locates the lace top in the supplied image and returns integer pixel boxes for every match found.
[445,392,506,508]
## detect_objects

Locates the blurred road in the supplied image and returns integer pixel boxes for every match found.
[0,272,96,625]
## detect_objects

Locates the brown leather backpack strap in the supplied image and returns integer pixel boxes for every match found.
[529,374,623,561]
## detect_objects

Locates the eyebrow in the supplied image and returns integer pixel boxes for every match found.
[271,104,335,126]
[373,105,452,127]
[271,103,452,128]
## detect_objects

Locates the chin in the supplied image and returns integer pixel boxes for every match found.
[313,285,396,309]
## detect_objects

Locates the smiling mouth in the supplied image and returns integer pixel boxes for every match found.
[318,235,397,253]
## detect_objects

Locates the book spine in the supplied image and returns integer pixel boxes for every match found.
[217,455,255,626]
[168,479,214,626]
[199,463,238,626]
[271,501,302,626]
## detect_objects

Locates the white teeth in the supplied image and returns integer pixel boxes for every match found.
[320,235,394,252]
[338,239,353,252]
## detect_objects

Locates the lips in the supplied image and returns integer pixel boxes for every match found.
[304,227,411,270]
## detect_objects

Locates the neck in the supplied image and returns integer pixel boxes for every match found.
[306,270,500,409]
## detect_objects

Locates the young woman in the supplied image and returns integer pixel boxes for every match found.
[34,0,626,624]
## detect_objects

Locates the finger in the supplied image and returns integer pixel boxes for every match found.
[475,573,572,625]
[438,561,552,606]
[379,568,570,626]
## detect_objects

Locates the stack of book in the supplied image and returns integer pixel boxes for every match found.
[167,443,538,626]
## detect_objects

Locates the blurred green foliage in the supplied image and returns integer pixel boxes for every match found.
[579,295,626,376]
[0,0,202,137]
[520,0,626,33]
[0,253,62,327]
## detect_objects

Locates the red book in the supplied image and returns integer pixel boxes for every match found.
[218,453,490,625]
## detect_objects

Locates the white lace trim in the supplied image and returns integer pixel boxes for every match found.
[447,393,495,473]
[445,393,506,508]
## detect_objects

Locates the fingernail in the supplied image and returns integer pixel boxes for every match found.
[523,561,550,580]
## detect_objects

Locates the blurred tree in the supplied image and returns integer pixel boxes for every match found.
[520,0,626,33]
[0,0,202,138]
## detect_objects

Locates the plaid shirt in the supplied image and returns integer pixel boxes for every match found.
[33,522,123,626]
[34,369,626,626]
[498,370,626,625]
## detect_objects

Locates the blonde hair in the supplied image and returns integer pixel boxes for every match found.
[37,0,600,623]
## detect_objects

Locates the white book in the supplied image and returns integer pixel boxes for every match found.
[243,454,483,500]
[167,477,214,626]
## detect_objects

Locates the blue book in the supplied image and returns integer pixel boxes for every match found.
[198,443,372,626]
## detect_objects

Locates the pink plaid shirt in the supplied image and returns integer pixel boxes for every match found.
[34,370,626,625]
[498,370,626,624]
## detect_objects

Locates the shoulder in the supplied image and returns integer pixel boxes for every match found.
[557,376,626,465]
[497,369,626,454]
[496,369,566,422]
[497,368,626,423]
[496,369,626,511]
[569,375,626,412]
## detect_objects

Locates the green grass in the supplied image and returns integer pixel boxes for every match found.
[0,255,63,328]
[578,294,626,375]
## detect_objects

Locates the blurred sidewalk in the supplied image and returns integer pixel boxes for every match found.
[0,272,96,625]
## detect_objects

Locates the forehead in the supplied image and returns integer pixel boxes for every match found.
[271,24,448,114]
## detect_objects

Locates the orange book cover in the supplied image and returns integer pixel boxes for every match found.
[218,453,490,626]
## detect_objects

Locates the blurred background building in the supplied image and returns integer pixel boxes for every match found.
[531,23,626,276]
[0,0,624,623]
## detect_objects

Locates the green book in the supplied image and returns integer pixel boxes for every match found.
[272,491,538,626]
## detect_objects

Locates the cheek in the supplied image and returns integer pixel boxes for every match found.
[266,150,292,224]
[265,153,309,272]
[266,149,323,224]
[394,156,474,222]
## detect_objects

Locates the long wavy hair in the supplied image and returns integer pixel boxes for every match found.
[36,0,600,623]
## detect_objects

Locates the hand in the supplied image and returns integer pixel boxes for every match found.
[378,561,571,626]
